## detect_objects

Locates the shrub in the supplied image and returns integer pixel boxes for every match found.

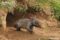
[15,4,27,13]
[0,0,16,11]
[27,4,41,13]
[50,0,60,21]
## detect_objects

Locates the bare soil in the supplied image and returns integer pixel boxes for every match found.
[0,27,60,40]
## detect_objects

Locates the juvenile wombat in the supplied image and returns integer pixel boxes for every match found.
[14,18,40,33]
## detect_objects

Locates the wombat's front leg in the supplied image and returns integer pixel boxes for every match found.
[27,26,34,34]
[14,24,21,31]
[16,27,21,31]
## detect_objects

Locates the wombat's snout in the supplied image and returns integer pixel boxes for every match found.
[36,23,41,28]
[34,21,41,28]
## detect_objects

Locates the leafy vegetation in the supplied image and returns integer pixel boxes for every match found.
[0,0,60,20]
[36,0,60,21]
[0,0,16,11]
[50,0,60,21]
[15,4,27,13]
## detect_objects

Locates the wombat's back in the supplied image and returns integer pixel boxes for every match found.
[15,18,32,28]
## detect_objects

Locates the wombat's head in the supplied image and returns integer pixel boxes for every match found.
[31,18,41,28]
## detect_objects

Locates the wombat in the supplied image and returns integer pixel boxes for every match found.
[14,18,40,33]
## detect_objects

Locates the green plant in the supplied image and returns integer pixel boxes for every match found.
[27,5,41,13]
[0,0,16,11]
[16,4,27,13]
[50,0,60,21]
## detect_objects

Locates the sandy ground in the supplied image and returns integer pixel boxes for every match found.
[0,27,60,40]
